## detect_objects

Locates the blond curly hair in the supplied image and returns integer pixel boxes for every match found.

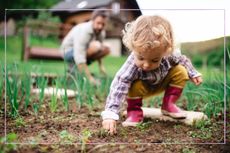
[122,15,174,54]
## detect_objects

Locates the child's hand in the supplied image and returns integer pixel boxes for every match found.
[102,119,117,135]
[191,76,203,86]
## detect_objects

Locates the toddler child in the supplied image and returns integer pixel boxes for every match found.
[101,15,202,134]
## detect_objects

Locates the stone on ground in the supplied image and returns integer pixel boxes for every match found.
[31,87,77,98]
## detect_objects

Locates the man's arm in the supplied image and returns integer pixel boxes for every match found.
[98,59,106,76]
[77,63,97,85]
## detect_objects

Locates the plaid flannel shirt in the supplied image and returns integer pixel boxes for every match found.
[101,52,201,120]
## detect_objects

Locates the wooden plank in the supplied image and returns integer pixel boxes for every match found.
[22,24,71,61]
[31,87,77,98]
[30,47,63,59]
[122,107,208,126]
[30,72,59,78]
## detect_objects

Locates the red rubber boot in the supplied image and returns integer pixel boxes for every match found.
[161,86,187,119]
[122,97,143,126]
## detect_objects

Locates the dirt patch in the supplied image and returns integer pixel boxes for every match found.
[0,99,228,153]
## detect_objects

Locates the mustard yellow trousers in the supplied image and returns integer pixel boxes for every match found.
[128,65,189,98]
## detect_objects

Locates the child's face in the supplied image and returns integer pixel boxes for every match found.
[133,47,166,71]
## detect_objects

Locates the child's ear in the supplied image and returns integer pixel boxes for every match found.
[165,47,173,56]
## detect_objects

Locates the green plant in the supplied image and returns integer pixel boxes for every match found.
[193,119,211,129]
[0,63,4,101]
[5,64,20,117]
[49,81,58,113]
[0,133,17,153]
[94,76,112,101]
[65,72,82,109]
[76,72,88,108]
[15,117,26,128]
[184,69,225,118]
[136,122,152,132]
[97,128,109,138]
[50,92,58,113]
[36,75,48,104]
[32,74,48,115]
[58,75,69,111]
[32,103,39,116]
[66,63,113,110]
[61,87,69,111]
[21,72,31,109]
[188,127,212,139]
[79,129,92,153]
[182,147,197,153]
[59,130,76,144]
[173,124,182,129]
[83,77,95,107]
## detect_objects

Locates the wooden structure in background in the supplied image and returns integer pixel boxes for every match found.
[22,0,141,60]
[51,0,141,55]
[22,22,72,61]
[51,0,141,37]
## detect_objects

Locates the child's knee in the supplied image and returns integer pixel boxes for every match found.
[128,80,149,97]
[174,65,189,80]
[168,65,189,88]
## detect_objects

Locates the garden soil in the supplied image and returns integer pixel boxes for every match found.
[0,98,229,153]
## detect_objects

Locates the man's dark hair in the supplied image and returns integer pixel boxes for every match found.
[91,8,108,20]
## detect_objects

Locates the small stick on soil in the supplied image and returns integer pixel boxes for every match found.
[88,144,112,153]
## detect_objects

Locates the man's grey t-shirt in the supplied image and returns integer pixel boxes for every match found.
[60,21,105,64]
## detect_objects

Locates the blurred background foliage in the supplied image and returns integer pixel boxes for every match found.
[184,44,229,68]
[1,0,60,10]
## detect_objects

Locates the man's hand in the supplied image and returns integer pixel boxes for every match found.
[191,76,203,86]
[98,59,107,76]
[102,119,117,135]
[99,65,107,76]
[78,63,100,86]
[89,76,100,86]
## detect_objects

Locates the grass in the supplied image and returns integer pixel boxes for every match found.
[0,64,4,101]
[0,133,18,152]
[5,64,20,117]
[184,67,226,117]
[21,72,31,109]
[49,80,58,113]
[1,35,228,119]
[0,35,127,76]
[59,130,76,144]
